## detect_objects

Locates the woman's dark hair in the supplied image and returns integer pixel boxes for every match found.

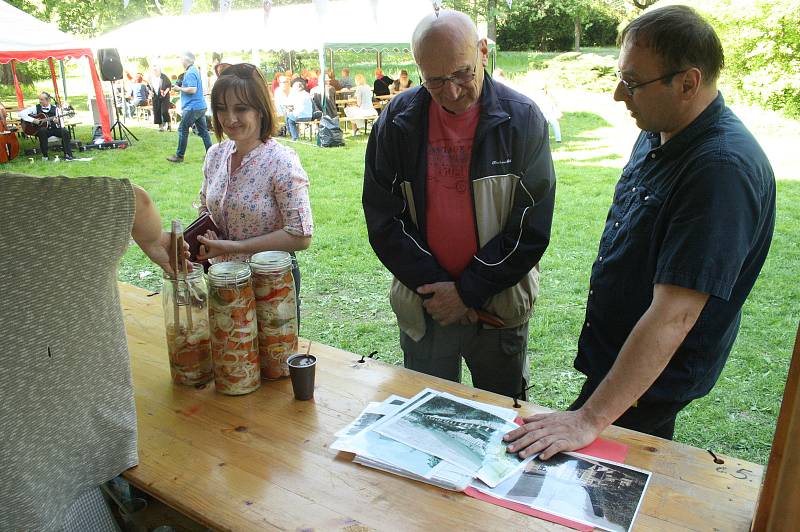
[620,5,724,84]
[210,63,277,142]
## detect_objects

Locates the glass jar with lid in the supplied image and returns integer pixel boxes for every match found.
[250,251,298,380]
[207,261,260,395]
[162,262,212,386]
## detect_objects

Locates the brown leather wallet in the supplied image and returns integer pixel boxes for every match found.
[183,212,220,265]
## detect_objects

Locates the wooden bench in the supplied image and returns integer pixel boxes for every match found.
[338,115,376,136]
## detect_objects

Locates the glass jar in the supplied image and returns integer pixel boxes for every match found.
[250,251,298,380]
[207,262,260,395]
[162,263,212,386]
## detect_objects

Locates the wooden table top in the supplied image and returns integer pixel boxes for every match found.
[120,283,763,531]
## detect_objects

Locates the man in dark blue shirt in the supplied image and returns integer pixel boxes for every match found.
[506,5,776,459]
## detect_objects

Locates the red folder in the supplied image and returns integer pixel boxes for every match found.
[463,417,629,531]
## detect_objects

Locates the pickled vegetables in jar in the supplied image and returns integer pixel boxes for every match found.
[162,263,213,386]
[250,251,298,380]
[208,262,260,395]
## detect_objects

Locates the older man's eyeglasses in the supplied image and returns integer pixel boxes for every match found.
[616,69,687,97]
[420,48,480,90]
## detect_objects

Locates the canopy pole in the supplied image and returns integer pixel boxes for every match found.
[329,48,334,78]
[48,58,62,107]
[60,60,68,100]
[10,61,24,110]
[86,55,113,141]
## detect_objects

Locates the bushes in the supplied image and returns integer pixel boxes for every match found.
[651,0,800,117]
[709,0,800,117]
[497,0,623,52]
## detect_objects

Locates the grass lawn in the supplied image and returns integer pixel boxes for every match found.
[3,82,798,465]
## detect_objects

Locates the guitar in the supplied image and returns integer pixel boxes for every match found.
[21,109,75,136]
[0,112,20,163]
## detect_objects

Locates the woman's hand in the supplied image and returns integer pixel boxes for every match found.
[196,230,236,261]
[140,231,190,275]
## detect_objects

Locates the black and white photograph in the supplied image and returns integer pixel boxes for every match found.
[473,452,651,532]
[374,393,526,486]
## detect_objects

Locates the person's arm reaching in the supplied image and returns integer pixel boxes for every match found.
[504,283,709,459]
[132,185,188,275]
[196,229,310,260]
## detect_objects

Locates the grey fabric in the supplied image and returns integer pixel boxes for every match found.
[400,313,530,400]
[0,173,138,532]
[61,486,120,532]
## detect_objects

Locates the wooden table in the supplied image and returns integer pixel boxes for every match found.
[120,283,763,531]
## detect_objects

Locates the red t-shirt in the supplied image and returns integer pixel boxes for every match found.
[426,101,481,279]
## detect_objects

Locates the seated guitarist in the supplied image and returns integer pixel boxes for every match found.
[19,92,75,161]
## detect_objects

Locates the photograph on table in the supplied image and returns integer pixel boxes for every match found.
[374,393,530,487]
[334,394,407,439]
[472,452,651,532]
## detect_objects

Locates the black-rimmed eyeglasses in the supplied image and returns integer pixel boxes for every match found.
[616,69,687,97]
[420,48,480,90]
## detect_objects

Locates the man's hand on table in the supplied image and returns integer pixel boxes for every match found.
[503,409,604,460]
[417,282,471,326]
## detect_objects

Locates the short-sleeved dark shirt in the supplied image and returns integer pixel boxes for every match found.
[574,93,776,403]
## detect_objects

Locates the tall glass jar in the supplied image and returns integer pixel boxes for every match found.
[250,251,298,380]
[162,263,212,386]
[207,262,260,395]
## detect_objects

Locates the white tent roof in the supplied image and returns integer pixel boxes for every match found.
[91,0,441,57]
[0,0,84,54]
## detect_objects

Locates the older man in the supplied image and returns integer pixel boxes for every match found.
[167,51,212,163]
[505,5,776,459]
[362,10,556,399]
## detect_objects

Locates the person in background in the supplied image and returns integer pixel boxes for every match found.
[197,62,313,319]
[505,5,776,460]
[271,71,282,93]
[307,68,321,91]
[127,73,149,118]
[273,75,292,117]
[373,67,393,97]
[18,92,74,161]
[391,69,414,93]
[311,74,338,119]
[327,69,342,91]
[339,68,354,89]
[293,70,309,91]
[0,172,186,532]
[168,51,212,163]
[149,66,172,132]
[285,80,314,141]
[343,73,377,135]
[362,10,555,399]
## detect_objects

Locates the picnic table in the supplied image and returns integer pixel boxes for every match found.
[119,282,763,531]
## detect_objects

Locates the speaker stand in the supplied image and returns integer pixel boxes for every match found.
[109,80,138,143]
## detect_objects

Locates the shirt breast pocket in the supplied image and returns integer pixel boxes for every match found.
[625,187,661,237]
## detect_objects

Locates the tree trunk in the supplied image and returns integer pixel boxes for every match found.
[574,16,581,51]
[487,0,497,42]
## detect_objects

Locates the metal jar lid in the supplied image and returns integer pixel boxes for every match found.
[250,251,292,274]
[207,261,252,287]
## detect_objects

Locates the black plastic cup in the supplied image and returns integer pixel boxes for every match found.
[287,354,317,400]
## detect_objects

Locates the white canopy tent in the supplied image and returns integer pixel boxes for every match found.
[91,0,492,63]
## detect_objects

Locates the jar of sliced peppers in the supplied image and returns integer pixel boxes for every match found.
[207,262,260,395]
[162,263,213,386]
[250,251,298,380]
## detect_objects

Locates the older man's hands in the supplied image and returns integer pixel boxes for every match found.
[416,281,475,326]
